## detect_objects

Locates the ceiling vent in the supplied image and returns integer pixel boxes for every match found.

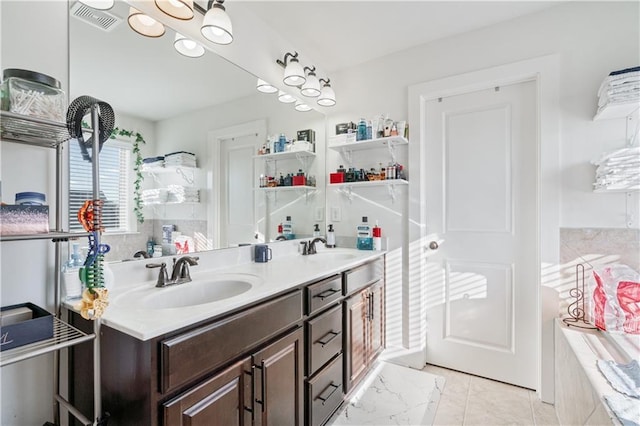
[70,2,122,32]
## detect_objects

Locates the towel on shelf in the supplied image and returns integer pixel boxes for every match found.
[597,66,640,113]
[164,151,197,168]
[597,359,640,398]
[604,393,640,426]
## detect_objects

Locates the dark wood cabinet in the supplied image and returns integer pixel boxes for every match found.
[252,327,304,426]
[344,280,385,394]
[162,357,253,426]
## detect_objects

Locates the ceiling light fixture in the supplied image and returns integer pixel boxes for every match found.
[277,52,306,87]
[78,0,114,10]
[155,0,194,20]
[295,101,312,112]
[128,7,166,38]
[201,0,233,45]
[278,91,296,104]
[174,33,205,58]
[317,78,336,107]
[300,66,321,97]
[256,79,278,94]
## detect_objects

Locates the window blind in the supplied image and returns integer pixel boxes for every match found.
[69,139,131,232]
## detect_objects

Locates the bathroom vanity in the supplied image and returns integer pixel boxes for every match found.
[67,246,385,426]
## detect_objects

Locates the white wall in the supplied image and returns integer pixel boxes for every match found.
[0,1,69,424]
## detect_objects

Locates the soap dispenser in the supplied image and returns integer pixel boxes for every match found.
[326,224,336,248]
[313,224,321,237]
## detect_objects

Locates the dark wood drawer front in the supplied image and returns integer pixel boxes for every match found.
[160,290,303,394]
[307,354,344,426]
[306,275,342,315]
[344,258,384,295]
[307,305,343,376]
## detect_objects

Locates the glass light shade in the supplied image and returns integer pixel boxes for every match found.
[128,7,165,38]
[201,3,233,45]
[278,91,296,104]
[283,58,306,87]
[256,79,278,94]
[155,0,194,20]
[300,73,321,97]
[174,33,205,58]
[295,101,312,112]
[317,84,336,107]
[78,0,114,10]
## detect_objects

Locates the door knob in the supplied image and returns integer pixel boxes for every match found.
[428,241,439,250]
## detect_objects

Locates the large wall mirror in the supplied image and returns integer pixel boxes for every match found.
[69,0,326,262]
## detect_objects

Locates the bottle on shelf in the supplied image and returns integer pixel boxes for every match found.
[356,216,373,250]
[327,224,336,248]
[357,118,367,141]
[282,216,295,239]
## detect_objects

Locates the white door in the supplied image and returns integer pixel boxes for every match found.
[424,81,537,389]
[220,134,257,247]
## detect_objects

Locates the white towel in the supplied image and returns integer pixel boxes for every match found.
[597,359,640,398]
[604,393,640,426]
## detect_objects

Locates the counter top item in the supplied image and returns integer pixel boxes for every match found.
[69,247,385,341]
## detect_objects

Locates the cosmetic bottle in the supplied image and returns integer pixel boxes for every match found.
[357,118,367,141]
[326,224,336,248]
[283,216,295,239]
[356,216,373,250]
[313,224,321,237]
[146,237,155,256]
[373,221,382,251]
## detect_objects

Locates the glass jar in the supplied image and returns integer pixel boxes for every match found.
[1,69,66,122]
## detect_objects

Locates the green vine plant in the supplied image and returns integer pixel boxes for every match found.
[110,127,146,224]
[80,122,147,224]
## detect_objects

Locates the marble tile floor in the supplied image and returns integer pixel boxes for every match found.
[328,362,560,426]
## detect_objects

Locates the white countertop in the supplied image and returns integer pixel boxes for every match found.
[68,244,385,341]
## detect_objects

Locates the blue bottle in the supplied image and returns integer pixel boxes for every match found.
[357,118,367,141]
[277,133,286,153]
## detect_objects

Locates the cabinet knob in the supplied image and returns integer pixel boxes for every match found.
[428,241,439,250]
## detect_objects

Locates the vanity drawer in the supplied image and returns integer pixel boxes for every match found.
[307,304,343,375]
[306,274,342,315]
[343,258,384,296]
[307,353,344,426]
[160,290,302,394]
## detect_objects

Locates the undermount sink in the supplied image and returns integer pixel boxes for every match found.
[114,274,260,310]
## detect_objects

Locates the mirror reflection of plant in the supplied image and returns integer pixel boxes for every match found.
[110,127,146,224]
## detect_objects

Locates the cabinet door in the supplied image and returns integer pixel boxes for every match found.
[368,280,385,365]
[162,357,252,426]
[253,327,304,426]
[344,289,368,393]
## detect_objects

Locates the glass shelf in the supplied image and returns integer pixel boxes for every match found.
[0,317,95,367]
[0,111,70,147]
[0,231,91,242]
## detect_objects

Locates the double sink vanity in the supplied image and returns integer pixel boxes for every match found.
[66,240,386,426]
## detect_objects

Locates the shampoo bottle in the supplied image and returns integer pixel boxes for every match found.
[373,221,382,251]
[356,216,373,250]
[326,224,336,248]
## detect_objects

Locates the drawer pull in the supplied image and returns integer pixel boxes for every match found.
[316,382,340,404]
[316,330,340,347]
[314,288,340,300]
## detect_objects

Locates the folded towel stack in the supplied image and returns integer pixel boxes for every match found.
[597,66,640,115]
[141,156,165,171]
[167,185,199,203]
[597,359,640,426]
[141,188,168,205]
[164,151,197,168]
[592,146,640,191]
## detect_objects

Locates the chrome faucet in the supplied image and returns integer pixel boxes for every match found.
[146,256,199,287]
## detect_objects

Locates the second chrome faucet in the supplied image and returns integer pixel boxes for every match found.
[146,255,199,287]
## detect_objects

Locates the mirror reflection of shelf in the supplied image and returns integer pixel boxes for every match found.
[329,135,408,166]
[142,166,199,185]
[330,179,408,203]
[256,185,317,192]
[254,151,316,161]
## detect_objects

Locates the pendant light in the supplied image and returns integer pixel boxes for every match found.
[278,91,296,104]
[201,0,233,45]
[256,79,278,94]
[300,66,321,97]
[295,101,312,112]
[174,33,205,58]
[155,0,194,20]
[278,52,306,87]
[78,0,114,10]
[128,7,165,38]
[317,79,336,107]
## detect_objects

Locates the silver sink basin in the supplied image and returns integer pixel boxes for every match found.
[114,274,260,310]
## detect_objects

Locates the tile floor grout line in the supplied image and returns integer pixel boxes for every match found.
[462,375,473,426]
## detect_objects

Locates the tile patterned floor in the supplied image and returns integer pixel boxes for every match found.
[424,364,560,426]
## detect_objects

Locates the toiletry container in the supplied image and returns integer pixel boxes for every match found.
[357,118,367,141]
[313,224,321,237]
[356,217,373,250]
[283,216,295,239]
[373,221,382,251]
[326,224,336,248]
[1,68,66,122]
